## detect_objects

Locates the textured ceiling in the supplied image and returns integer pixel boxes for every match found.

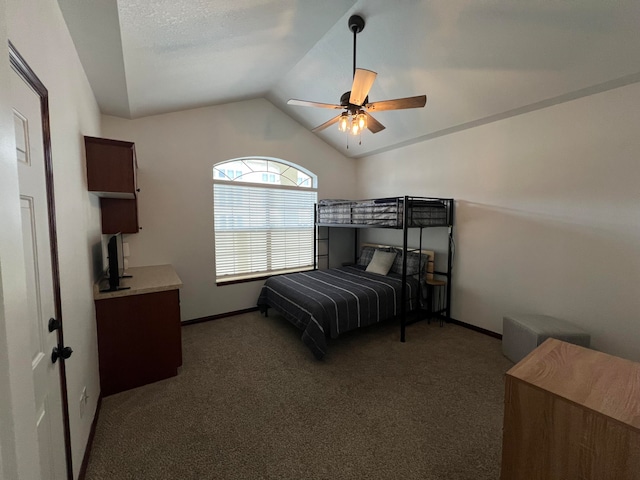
[58,0,640,158]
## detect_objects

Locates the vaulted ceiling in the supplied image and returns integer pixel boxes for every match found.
[57,0,640,158]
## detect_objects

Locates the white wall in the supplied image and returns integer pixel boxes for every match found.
[102,100,355,321]
[5,0,103,477]
[357,83,640,362]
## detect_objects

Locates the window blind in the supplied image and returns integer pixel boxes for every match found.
[214,183,317,281]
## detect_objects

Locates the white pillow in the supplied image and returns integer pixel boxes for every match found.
[365,250,397,276]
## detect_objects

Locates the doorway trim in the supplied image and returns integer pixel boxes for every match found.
[9,40,73,480]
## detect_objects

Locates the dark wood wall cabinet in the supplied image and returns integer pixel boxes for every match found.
[85,135,140,234]
[99,198,138,234]
[93,265,183,396]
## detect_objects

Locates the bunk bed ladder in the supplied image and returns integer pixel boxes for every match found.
[313,206,318,269]
[314,205,330,270]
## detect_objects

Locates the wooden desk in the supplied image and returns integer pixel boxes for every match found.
[501,338,640,480]
[94,265,183,396]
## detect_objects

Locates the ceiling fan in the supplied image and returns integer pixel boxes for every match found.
[287,14,427,138]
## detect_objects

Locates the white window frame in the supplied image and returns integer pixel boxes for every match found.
[213,157,317,284]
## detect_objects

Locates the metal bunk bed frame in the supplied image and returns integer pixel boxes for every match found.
[314,195,455,342]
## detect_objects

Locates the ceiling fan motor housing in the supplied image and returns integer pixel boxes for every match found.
[340,91,368,112]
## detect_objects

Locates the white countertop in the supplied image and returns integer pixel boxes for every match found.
[94,264,183,300]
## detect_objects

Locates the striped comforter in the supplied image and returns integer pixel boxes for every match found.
[257,266,420,359]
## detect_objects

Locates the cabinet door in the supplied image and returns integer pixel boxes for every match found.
[85,136,137,196]
[100,198,139,234]
[95,289,182,396]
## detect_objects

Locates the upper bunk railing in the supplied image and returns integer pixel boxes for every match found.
[315,196,454,229]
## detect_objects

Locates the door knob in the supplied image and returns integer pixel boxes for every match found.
[48,317,61,332]
[51,346,73,364]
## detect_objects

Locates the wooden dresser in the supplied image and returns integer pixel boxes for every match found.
[94,264,182,396]
[501,338,640,480]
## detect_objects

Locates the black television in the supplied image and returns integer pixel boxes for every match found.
[101,233,130,292]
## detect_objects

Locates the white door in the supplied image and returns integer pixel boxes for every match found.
[11,63,68,480]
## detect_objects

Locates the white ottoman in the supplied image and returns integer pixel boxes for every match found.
[502,314,590,363]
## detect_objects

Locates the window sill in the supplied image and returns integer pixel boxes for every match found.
[216,266,315,286]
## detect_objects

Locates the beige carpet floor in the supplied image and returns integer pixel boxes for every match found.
[85,312,513,480]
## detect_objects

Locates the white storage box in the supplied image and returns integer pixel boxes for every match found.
[502,314,591,363]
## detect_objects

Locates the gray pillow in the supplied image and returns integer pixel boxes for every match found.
[357,246,377,266]
[365,250,397,275]
[390,250,426,276]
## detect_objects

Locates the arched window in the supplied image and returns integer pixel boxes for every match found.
[213,157,317,283]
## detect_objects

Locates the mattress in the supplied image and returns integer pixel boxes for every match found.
[257,266,420,359]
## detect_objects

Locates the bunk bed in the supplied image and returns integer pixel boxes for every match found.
[257,196,454,359]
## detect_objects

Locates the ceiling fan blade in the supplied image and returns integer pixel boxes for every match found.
[366,113,385,134]
[288,99,343,109]
[349,69,377,106]
[365,95,427,111]
[312,115,342,133]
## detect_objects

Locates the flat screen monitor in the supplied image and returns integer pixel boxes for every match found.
[103,232,130,292]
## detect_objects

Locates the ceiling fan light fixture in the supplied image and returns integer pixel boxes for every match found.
[350,119,361,136]
[356,111,367,130]
[338,112,350,132]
